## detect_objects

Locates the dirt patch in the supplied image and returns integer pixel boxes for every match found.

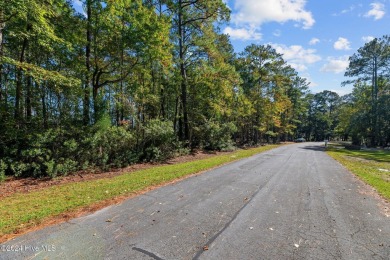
[0,150,226,199]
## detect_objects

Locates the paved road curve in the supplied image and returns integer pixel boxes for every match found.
[1,143,389,260]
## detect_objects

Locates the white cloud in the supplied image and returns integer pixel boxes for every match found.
[320,56,349,74]
[332,4,361,16]
[272,44,321,72]
[362,36,375,42]
[223,26,262,41]
[232,0,315,29]
[73,0,87,17]
[290,63,308,72]
[273,30,282,37]
[329,89,351,96]
[341,5,356,14]
[334,37,351,50]
[309,38,320,45]
[300,74,318,88]
[364,2,385,20]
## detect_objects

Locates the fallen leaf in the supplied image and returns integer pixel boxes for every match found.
[203,246,209,251]
[294,244,299,248]
[106,219,112,222]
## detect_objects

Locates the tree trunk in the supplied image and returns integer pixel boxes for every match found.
[92,84,100,122]
[373,55,378,146]
[0,8,4,53]
[25,75,32,120]
[178,0,189,141]
[370,55,379,146]
[160,87,165,119]
[0,9,4,104]
[41,83,48,129]
[15,37,28,120]
[83,0,92,125]
[173,96,178,134]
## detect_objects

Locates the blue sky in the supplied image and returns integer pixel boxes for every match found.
[222,0,390,95]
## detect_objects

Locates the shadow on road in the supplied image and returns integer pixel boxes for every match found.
[299,144,326,152]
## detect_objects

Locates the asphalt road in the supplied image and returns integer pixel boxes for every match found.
[1,143,389,260]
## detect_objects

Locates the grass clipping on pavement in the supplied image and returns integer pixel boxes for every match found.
[327,147,390,201]
[0,144,280,238]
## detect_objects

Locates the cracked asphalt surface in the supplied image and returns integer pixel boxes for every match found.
[1,142,389,260]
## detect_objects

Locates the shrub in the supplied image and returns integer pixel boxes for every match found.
[194,121,237,151]
[85,126,137,168]
[141,119,175,161]
[0,160,6,182]
[174,142,191,157]
[0,125,87,178]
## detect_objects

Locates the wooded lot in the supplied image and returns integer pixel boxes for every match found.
[0,1,389,179]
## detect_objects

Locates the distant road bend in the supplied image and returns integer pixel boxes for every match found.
[1,142,389,260]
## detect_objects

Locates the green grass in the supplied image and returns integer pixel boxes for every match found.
[0,144,281,237]
[326,146,390,200]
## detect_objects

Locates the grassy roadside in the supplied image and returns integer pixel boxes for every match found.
[326,146,390,201]
[0,144,281,239]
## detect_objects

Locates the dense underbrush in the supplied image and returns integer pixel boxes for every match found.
[0,118,238,179]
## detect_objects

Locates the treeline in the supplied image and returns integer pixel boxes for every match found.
[0,0,311,178]
[301,36,390,146]
[0,1,388,179]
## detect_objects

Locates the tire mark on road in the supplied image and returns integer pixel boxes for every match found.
[132,246,164,260]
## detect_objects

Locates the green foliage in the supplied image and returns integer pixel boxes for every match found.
[194,121,237,151]
[235,44,309,143]
[174,144,191,157]
[0,0,326,179]
[0,124,139,177]
[143,119,174,145]
[341,36,390,146]
[87,126,137,168]
[94,114,112,132]
[303,91,340,141]
[0,160,7,182]
[0,56,81,87]
[0,128,78,177]
[141,119,175,161]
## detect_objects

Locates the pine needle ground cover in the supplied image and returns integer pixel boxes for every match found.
[0,145,280,239]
